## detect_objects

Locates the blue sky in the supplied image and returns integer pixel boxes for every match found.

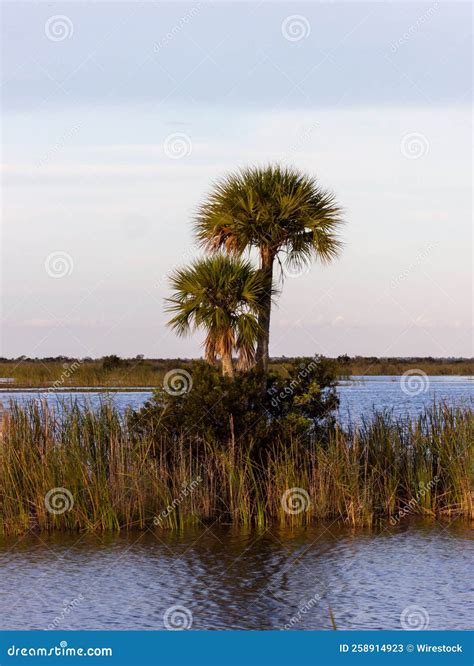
[1,1,472,358]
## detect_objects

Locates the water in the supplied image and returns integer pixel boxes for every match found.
[0,378,472,631]
[0,522,472,630]
[0,376,472,423]
[337,375,473,423]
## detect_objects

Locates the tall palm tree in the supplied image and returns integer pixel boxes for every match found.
[194,165,344,374]
[166,255,266,378]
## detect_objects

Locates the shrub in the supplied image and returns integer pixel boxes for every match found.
[101,355,125,371]
[130,356,339,450]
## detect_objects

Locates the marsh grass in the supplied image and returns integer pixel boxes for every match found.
[0,401,472,535]
[0,360,169,389]
[0,357,472,388]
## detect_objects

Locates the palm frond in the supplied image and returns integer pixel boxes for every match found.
[194,164,344,265]
[166,255,267,373]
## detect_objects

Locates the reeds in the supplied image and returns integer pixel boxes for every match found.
[0,401,472,535]
[0,360,168,388]
[1,357,472,388]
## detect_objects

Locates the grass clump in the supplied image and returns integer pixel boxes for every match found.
[0,394,471,535]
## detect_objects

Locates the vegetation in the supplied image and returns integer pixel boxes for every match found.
[166,255,267,377]
[194,165,344,373]
[0,356,472,389]
[0,355,164,388]
[0,398,471,535]
[131,358,339,450]
[1,168,472,537]
[334,355,474,377]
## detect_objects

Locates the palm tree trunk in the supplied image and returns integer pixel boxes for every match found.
[256,247,274,375]
[221,351,234,378]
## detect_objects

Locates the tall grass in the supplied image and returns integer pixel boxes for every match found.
[0,357,472,388]
[0,401,472,535]
[0,360,171,388]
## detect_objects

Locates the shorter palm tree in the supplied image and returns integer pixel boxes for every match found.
[166,255,267,378]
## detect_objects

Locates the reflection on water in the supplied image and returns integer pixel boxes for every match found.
[1,522,472,630]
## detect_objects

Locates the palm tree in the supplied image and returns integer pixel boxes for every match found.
[194,165,344,374]
[166,255,266,378]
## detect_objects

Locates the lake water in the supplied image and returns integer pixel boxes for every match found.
[0,521,472,631]
[0,375,472,423]
[1,376,472,631]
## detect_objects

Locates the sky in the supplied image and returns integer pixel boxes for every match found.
[1,1,472,359]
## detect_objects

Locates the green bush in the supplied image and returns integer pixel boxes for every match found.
[130,356,339,450]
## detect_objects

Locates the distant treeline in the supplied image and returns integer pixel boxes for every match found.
[1,354,472,366]
[0,355,472,388]
[332,355,473,376]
